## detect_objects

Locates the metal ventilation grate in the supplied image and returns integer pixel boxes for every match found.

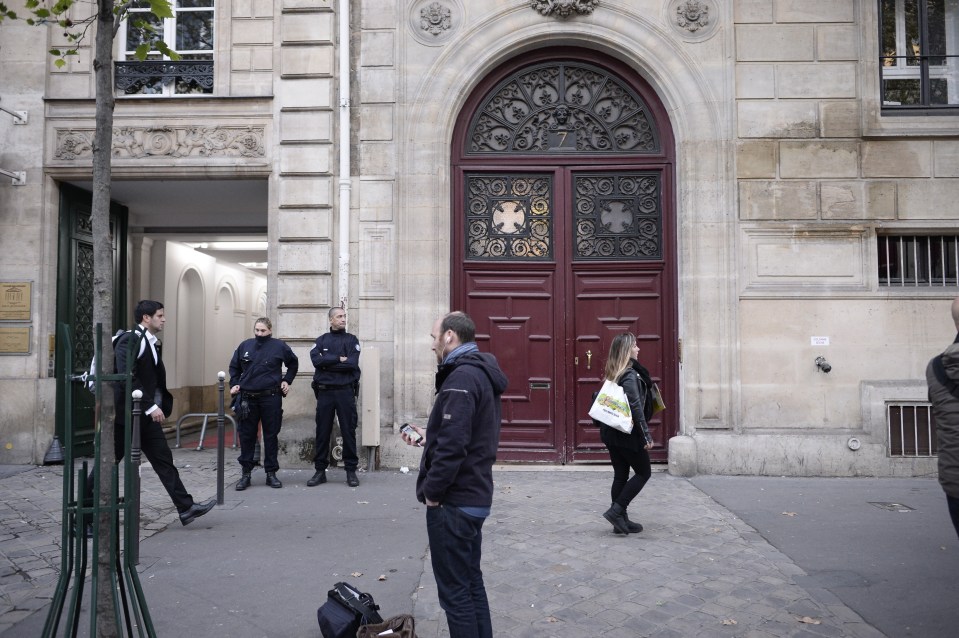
[887,403,938,457]
[878,235,959,287]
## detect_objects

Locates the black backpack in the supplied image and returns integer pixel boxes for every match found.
[317,581,383,638]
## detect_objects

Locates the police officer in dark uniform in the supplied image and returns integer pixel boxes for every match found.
[308,307,362,487]
[229,317,298,490]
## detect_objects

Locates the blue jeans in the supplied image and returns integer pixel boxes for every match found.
[426,505,492,638]
[948,494,959,540]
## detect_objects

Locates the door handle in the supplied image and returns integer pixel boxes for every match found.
[586,350,592,370]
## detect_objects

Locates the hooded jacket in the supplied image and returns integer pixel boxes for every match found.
[926,338,959,499]
[416,350,509,508]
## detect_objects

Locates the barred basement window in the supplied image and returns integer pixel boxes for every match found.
[887,403,938,456]
[878,234,959,286]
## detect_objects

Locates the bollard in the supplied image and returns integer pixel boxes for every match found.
[129,389,143,566]
[217,371,226,504]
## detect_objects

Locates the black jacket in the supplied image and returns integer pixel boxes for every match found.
[310,329,361,386]
[113,328,172,425]
[926,333,959,499]
[229,336,298,391]
[416,350,509,507]
[600,359,653,450]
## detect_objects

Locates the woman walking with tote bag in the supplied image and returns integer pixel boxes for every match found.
[600,333,654,535]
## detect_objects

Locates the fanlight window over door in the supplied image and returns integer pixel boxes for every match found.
[466,61,661,155]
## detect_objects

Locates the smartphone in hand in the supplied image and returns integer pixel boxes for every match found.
[400,423,423,445]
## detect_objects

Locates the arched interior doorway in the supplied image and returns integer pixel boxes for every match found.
[451,48,678,463]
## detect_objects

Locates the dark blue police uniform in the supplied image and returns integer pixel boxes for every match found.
[229,335,298,474]
[310,328,361,472]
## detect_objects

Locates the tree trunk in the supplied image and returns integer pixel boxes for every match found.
[93,0,118,635]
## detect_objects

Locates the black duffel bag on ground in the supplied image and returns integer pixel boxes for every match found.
[317,581,383,638]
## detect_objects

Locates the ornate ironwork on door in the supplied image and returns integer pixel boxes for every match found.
[466,61,660,155]
[73,233,95,370]
[466,174,553,260]
[573,173,661,260]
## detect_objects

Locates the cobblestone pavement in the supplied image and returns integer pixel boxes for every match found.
[414,471,883,638]
[0,451,888,637]
[0,447,241,636]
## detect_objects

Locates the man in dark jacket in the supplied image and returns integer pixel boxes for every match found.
[926,296,959,540]
[115,300,215,526]
[229,317,298,490]
[308,307,362,487]
[402,311,508,638]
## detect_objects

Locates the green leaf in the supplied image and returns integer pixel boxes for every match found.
[54,58,66,68]
[49,48,62,56]
[34,8,49,17]
[155,41,180,60]
[134,42,151,61]
[148,0,174,19]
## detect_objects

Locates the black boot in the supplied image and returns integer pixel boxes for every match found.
[622,509,643,533]
[603,502,631,535]
[235,473,252,491]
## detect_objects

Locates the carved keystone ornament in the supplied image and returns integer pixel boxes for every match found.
[529,0,599,18]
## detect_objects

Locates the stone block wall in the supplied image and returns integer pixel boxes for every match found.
[732,0,959,449]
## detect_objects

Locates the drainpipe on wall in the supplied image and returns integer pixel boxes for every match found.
[337,0,351,308]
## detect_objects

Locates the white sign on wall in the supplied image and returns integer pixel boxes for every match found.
[811,336,830,346]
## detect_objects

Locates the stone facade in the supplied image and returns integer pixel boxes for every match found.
[1,0,957,477]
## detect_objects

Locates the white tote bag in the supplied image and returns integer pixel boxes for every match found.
[588,379,633,434]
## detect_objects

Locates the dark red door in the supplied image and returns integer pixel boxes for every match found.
[452,51,677,463]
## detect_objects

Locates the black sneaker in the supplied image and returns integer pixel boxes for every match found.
[306,470,327,486]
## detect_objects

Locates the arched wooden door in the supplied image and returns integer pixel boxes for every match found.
[451,49,678,463]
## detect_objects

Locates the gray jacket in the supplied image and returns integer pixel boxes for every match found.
[926,340,959,499]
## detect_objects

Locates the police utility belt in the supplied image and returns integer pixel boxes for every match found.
[311,382,352,391]
[241,387,281,397]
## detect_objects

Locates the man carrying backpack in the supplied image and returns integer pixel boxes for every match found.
[926,296,959,540]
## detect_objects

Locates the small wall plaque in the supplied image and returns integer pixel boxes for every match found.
[0,327,32,355]
[0,282,31,321]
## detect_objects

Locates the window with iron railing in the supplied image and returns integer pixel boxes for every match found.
[879,0,959,111]
[878,234,959,286]
[888,403,939,456]
[116,0,214,96]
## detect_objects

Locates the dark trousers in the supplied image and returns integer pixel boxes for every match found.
[948,494,959,540]
[608,444,651,510]
[426,505,492,638]
[113,417,194,513]
[313,388,358,471]
[237,393,282,474]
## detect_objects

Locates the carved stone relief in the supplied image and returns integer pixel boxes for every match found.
[667,0,718,40]
[408,0,463,46]
[420,2,452,36]
[54,126,266,160]
[529,0,599,18]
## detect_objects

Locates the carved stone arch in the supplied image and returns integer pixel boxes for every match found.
[451,47,678,463]
[213,278,240,376]
[175,266,206,388]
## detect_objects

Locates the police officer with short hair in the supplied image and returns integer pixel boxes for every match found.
[308,307,362,487]
[230,317,298,490]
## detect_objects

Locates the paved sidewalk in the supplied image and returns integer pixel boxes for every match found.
[0,444,955,637]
